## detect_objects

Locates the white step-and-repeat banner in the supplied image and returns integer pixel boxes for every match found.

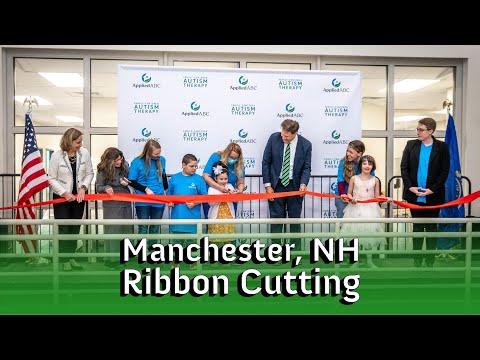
[118,65,361,232]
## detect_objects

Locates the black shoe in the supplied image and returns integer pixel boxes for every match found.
[413,259,423,267]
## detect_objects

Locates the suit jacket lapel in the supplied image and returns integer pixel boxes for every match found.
[412,140,421,169]
[276,135,284,164]
[429,138,440,165]
[272,134,282,177]
[293,136,302,172]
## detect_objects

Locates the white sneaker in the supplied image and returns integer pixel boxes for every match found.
[69,259,84,270]
[28,257,51,266]
[36,257,51,266]
[367,261,378,268]
[350,262,360,269]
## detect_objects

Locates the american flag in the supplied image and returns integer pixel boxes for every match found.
[16,112,49,254]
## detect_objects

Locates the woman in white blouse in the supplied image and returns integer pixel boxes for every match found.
[48,128,94,271]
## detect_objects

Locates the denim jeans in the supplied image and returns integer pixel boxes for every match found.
[334,197,348,218]
[135,205,165,247]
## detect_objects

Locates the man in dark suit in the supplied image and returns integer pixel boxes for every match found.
[262,119,312,250]
[400,117,450,267]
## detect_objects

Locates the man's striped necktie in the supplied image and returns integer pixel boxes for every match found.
[280,143,291,186]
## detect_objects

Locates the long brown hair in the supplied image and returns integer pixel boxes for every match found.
[342,140,365,183]
[136,139,162,181]
[97,147,128,181]
[216,142,244,178]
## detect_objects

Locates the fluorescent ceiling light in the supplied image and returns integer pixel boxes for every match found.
[379,79,440,93]
[39,72,83,87]
[56,115,83,123]
[15,96,52,106]
[394,115,425,122]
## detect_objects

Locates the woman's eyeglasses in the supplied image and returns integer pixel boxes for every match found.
[416,128,429,132]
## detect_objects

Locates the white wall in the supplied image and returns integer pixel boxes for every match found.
[2,45,480,215]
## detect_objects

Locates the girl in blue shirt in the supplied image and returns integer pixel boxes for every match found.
[128,139,167,247]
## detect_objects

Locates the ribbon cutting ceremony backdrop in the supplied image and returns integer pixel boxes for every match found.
[117,66,362,230]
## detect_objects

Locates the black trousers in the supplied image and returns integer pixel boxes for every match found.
[53,194,86,260]
[410,206,440,266]
[268,180,304,250]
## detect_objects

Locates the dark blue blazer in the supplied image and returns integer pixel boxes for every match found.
[262,132,312,190]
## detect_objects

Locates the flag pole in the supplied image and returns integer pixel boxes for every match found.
[22,97,39,258]
[437,98,465,259]
[18,97,51,266]
[443,98,453,113]
[23,96,38,113]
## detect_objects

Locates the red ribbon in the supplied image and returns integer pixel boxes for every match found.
[2,189,479,212]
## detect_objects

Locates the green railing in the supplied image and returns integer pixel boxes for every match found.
[1,217,479,315]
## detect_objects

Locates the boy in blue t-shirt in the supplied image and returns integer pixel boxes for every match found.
[167,154,207,268]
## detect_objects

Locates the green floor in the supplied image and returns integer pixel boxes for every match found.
[0,255,479,314]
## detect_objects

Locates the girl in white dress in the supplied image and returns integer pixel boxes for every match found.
[341,155,391,268]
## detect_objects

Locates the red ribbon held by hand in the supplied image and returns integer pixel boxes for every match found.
[2,189,480,211]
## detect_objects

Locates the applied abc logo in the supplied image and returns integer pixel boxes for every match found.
[331,181,337,194]
[324,131,348,145]
[331,78,341,88]
[142,128,151,137]
[230,129,256,144]
[239,76,248,85]
[230,76,257,91]
[182,101,209,117]
[323,78,349,93]
[133,73,160,89]
[238,129,248,138]
[277,103,303,118]
[190,101,200,111]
